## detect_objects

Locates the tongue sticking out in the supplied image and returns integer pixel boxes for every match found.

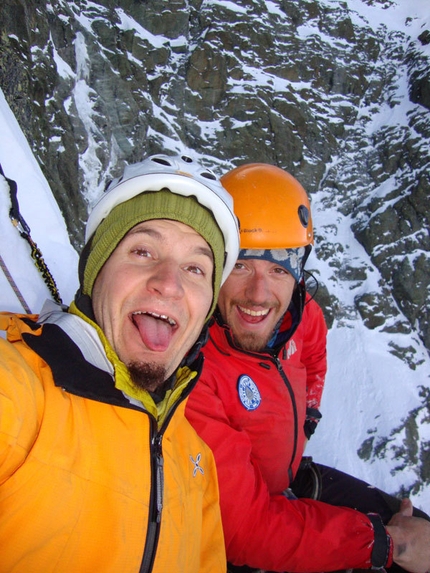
[132,313,175,352]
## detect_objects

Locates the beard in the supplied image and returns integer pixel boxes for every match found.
[228,298,281,352]
[127,361,168,392]
[232,330,272,353]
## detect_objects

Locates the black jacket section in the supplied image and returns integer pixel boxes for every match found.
[22,321,205,410]
[22,323,143,410]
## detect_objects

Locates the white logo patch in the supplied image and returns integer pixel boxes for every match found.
[238,375,261,411]
[286,339,297,359]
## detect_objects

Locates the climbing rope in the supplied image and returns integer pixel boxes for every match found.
[0,251,32,313]
[0,162,63,307]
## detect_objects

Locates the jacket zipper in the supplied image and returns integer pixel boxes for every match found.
[272,354,299,483]
[139,420,164,573]
[138,379,195,573]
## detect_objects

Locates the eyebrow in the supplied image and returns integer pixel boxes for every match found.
[128,224,214,262]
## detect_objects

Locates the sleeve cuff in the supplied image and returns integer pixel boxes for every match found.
[368,513,393,569]
[304,407,322,438]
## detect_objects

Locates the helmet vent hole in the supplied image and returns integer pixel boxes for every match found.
[151,157,171,166]
[298,205,309,228]
[181,155,193,163]
[201,171,217,181]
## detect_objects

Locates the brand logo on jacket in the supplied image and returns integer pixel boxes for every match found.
[237,375,261,411]
[286,339,297,359]
[190,453,204,477]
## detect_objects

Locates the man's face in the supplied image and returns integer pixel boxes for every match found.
[217,258,296,352]
[92,219,214,389]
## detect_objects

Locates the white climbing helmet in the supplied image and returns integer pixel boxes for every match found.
[85,154,240,284]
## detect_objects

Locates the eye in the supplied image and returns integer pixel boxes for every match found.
[234,262,246,270]
[184,264,205,275]
[132,247,152,258]
[273,267,290,275]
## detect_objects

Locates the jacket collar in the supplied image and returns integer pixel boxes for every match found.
[20,301,204,426]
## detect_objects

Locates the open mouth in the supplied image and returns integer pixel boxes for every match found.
[131,311,177,351]
[238,305,270,318]
[132,311,177,326]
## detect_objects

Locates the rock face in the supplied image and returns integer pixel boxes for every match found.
[1,0,428,349]
[1,0,430,493]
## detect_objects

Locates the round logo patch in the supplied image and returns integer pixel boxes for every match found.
[237,375,261,411]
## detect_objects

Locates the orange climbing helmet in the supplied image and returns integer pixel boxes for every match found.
[220,163,313,250]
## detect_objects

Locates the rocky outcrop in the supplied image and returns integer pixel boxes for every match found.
[1,0,429,350]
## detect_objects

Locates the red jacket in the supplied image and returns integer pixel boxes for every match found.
[185,295,386,571]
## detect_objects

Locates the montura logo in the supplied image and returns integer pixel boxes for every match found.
[286,339,297,359]
[190,453,204,477]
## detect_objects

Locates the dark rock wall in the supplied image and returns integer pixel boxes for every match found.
[1,0,429,356]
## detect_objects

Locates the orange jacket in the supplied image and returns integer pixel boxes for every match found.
[0,309,225,573]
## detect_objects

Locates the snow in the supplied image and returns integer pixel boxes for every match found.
[116,8,187,49]
[0,88,79,317]
[1,0,430,515]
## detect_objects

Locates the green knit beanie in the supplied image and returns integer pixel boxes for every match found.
[82,189,225,320]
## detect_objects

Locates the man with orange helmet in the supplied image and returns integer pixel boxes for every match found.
[185,163,430,573]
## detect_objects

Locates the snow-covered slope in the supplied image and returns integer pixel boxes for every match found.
[0,89,78,315]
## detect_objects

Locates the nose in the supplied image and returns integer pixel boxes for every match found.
[146,260,184,299]
[245,270,270,304]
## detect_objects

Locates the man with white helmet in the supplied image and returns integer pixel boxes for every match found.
[185,163,430,573]
[0,154,239,572]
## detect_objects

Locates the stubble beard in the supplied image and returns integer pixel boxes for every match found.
[232,330,271,353]
[127,361,168,392]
